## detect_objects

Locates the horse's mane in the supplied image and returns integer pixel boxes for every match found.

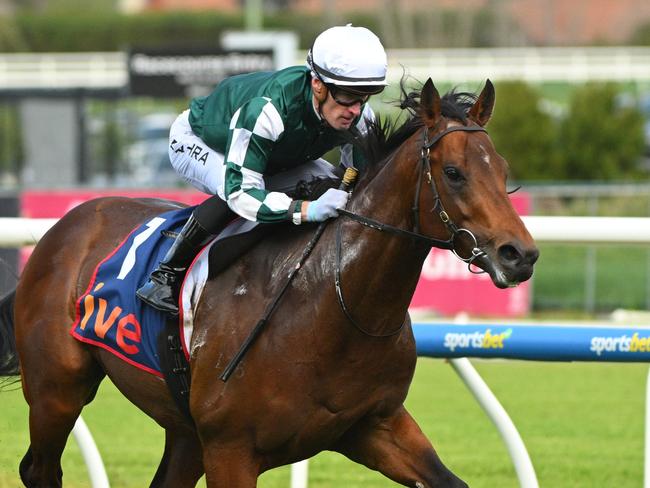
[290,79,478,200]
[355,78,479,185]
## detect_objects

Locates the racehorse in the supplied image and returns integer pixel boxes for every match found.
[0,79,538,487]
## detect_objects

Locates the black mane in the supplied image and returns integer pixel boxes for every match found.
[355,79,479,181]
[290,79,478,200]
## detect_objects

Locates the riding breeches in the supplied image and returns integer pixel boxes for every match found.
[168,110,338,199]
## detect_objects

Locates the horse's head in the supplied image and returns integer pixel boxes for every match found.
[417,78,539,288]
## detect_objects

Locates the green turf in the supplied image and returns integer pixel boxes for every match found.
[533,243,650,312]
[1,358,647,487]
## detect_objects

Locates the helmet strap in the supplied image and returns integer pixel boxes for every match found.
[311,77,330,127]
[312,78,328,104]
[316,97,330,129]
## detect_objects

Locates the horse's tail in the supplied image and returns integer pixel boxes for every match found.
[0,289,19,376]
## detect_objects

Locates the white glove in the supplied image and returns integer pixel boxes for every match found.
[305,188,350,222]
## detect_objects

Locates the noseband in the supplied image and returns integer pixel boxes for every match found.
[335,124,489,337]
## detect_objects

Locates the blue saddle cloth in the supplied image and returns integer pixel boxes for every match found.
[70,206,195,376]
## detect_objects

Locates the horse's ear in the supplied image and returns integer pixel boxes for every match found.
[420,78,441,127]
[468,79,495,127]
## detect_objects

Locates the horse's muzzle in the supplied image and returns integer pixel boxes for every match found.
[481,242,539,288]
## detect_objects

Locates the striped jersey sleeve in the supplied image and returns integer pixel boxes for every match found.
[223,97,292,222]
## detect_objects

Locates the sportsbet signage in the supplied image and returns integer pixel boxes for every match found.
[443,328,513,352]
[590,332,650,356]
[414,323,650,362]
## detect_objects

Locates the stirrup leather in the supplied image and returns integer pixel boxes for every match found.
[136,215,214,314]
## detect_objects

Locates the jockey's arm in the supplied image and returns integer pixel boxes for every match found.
[222,97,296,223]
[223,97,351,225]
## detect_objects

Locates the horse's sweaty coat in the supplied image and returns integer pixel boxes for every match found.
[1,79,539,488]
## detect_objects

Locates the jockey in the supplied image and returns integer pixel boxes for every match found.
[137,24,388,314]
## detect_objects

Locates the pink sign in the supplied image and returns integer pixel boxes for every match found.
[409,194,531,317]
[19,189,208,268]
[21,189,207,218]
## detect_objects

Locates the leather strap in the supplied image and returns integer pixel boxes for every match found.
[158,316,193,424]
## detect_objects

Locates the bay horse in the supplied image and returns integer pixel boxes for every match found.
[0,79,538,487]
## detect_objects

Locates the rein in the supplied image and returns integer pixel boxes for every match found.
[334,124,489,337]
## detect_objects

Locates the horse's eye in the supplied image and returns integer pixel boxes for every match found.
[444,166,464,182]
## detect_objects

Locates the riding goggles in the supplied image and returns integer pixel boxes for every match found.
[327,84,371,107]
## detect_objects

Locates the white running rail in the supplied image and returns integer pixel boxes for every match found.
[3,215,650,248]
[72,417,110,488]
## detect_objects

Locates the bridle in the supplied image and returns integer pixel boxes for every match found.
[335,124,490,337]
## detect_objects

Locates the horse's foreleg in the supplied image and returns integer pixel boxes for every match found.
[150,427,204,488]
[333,406,468,488]
[201,443,260,488]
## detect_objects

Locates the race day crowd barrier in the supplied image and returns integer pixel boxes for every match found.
[415,323,650,362]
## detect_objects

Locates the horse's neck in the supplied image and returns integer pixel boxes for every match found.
[338,143,431,334]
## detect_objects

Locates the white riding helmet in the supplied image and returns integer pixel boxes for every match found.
[307,24,388,95]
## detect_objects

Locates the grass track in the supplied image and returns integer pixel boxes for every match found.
[1,358,646,487]
[533,244,650,312]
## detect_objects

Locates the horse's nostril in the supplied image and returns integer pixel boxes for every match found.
[498,244,521,264]
[527,248,540,265]
[498,244,540,267]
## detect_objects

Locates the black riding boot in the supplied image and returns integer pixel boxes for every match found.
[136,214,214,315]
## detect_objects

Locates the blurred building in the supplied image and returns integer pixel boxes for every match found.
[121,0,650,46]
[508,0,650,45]
[0,0,13,15]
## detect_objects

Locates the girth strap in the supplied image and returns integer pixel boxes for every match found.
[158,316,193,423]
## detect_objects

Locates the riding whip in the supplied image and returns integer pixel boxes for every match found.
[220,167,359,382]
